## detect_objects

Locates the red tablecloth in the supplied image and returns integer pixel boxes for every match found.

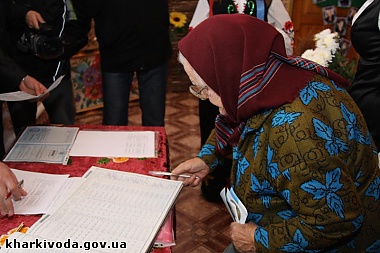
[1,125,172,253]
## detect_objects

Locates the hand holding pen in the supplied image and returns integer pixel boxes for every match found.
[5,180,24,200]
[149,171,191,178]
[0,162,27,217]
[170,157,209,187]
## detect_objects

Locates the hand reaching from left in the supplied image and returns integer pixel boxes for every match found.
[0,162,27,217]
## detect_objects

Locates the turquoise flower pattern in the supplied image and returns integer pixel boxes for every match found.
[279,229,317,253]
[340,102,365,143]
[267,145,280,179]
[366,240,380,252]
[313,118,349,155]
[301,167,345,219]
[199,76,380,251]
[300,81,331,105]
[365,176,380,201]
[255,226,269,249]
[252,127,264,158]
[272,110,301,127]
[251,173,275,209]
[247,212,263,224]
[198,144,215,156]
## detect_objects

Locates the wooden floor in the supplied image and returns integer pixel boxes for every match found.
[2,89,232,253]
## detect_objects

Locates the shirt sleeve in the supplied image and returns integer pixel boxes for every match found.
[267,0,294,55]
[9,0,30,28]
[189,0,210,30]
[0,47,26,93]
[197,129,223,170]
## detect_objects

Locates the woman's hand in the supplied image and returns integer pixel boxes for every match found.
[230,222,258,253]
[171,157,209,187]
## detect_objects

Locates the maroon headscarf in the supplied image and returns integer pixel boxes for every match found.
[178,14,349,154]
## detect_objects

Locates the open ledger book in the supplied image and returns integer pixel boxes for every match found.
[0,166,183,253]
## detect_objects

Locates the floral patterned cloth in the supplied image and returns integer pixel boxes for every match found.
[199,75,380,252]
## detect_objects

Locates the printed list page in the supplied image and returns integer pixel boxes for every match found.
[28,166,183,253]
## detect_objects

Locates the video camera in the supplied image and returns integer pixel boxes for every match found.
[17,23,64,60]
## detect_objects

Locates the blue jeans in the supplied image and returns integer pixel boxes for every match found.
[43,77,75,124]
[102,63,167,126]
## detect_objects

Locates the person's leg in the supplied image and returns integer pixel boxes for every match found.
[137,63,167,126]
[7,100,37,136]
[102,72,134,125]
[43,77,75,125]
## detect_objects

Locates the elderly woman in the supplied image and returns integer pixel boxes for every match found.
[172,14,380,252]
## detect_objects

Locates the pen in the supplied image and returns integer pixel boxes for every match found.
[149,171,191,178]
[5,179,24,200]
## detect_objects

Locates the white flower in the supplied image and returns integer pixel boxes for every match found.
[314,29,332,41]
[301,29,339,67]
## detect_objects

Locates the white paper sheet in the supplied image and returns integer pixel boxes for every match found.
[220,187,248,224]
[69,130,156,158]
[11,169,70,215]
[0,75,64,101]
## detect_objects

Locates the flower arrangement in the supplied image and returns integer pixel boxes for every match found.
[301,28,357,82]
[169,11,188,41]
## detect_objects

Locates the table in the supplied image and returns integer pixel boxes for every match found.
[1,124,172,253]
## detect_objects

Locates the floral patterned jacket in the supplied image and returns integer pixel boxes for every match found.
[198,75,380,252]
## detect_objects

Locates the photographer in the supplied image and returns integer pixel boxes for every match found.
[1,0,48,158]
[5,0,88,137]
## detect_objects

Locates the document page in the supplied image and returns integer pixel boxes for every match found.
[4,126,79,164]
[26,166,183,253]
[0,75,64,101]
[69,130,156,158]
[220,187,248,224]
[11,169,70,215]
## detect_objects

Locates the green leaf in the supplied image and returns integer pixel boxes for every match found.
[328,50,357,83]
[98,157,111,164]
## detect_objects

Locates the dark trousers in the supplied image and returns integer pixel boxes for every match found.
[102,63,168,126]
